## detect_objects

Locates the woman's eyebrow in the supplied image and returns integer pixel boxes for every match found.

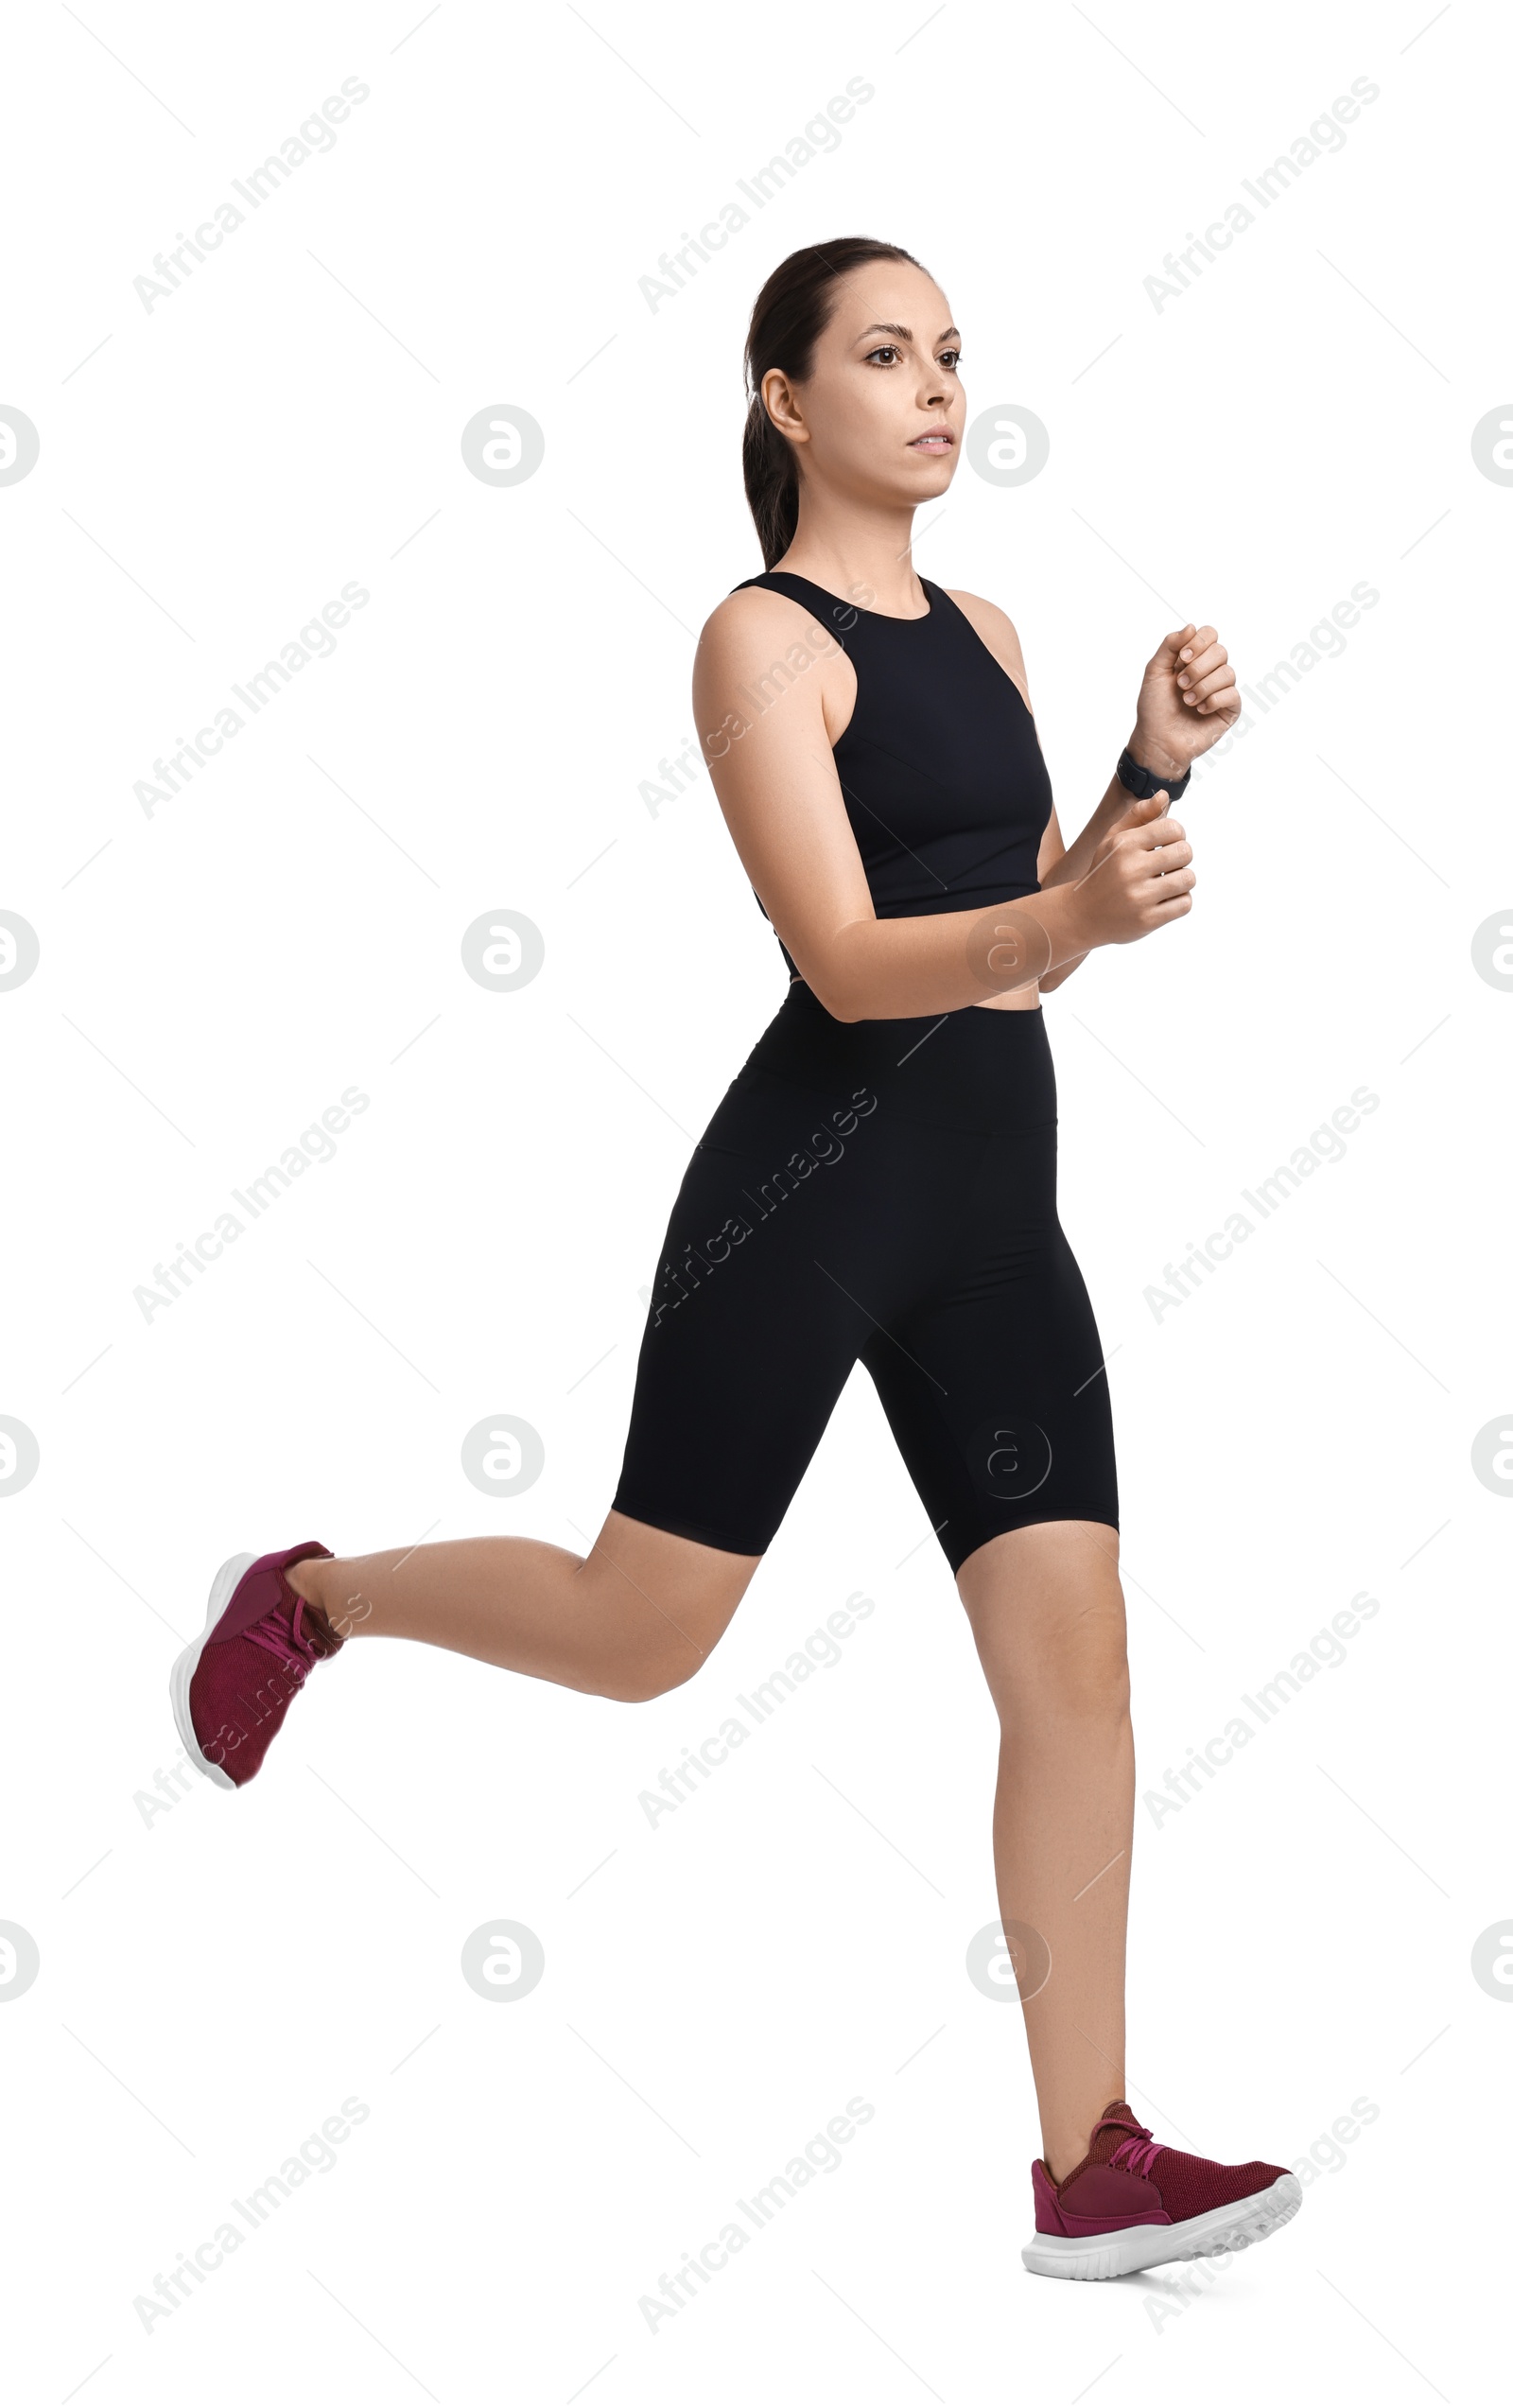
[856,322,962,343]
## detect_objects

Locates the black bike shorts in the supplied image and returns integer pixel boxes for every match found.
[610,982,1119,1574]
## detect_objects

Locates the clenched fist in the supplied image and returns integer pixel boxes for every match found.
[1077,791,1196,949]
[1129,622,1239,778]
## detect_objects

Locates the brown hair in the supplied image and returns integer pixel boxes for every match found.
[742,237,926,569]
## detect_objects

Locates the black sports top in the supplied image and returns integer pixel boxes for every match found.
[731,569,1053,980]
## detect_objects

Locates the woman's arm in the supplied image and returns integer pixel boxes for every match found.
[693,588,1193,1023]
[943,596,1238,997]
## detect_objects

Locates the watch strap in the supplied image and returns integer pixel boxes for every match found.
[1117,745,1191,803]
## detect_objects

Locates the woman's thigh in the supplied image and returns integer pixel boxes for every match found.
[610,1068,981,1557]
[861,1123,1120,1577]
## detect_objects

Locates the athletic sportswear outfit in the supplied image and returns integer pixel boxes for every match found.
[610,571,1119,1573]
[171,581,1294,2278]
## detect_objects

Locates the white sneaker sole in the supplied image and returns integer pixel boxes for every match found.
[1021,2171,1302,2280]
[168,1551,256,1789]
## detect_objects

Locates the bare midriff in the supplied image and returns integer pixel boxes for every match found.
[791,974,1042,1012]
[970,986,1041,1012]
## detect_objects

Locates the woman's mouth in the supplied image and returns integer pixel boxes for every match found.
[909,431,954,450]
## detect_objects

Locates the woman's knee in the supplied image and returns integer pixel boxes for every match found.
[960,1523,1129,1720]
[1017,1602,1130,1720]
[970,1587,1130,1726]
[576,1534,756,1704]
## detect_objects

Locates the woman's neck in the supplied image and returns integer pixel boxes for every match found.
[774,496,928,618]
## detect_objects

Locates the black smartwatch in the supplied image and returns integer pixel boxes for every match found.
[1117,745,1190,803]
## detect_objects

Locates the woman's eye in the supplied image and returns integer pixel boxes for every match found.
[939,350,962,371]
[864,345,900,365]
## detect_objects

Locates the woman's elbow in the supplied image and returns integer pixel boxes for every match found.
[805,974,864,1021]
[794,926,874,1021]
[783,941,858,1021]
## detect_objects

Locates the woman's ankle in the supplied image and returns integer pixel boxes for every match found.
[288,1556,375,1644]
[286,1552,322,1600]
[1043,2088,1125,2186]
[287,1552,342,1623]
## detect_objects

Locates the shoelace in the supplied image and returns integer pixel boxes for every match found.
[242,1602,314,1680]
[1108,2123,1163,2180]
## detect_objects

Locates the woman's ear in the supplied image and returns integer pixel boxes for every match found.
[760,366,809,446]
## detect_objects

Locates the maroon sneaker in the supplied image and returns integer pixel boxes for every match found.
[170,1543,342,1789]
[1022,2100,1301,2280]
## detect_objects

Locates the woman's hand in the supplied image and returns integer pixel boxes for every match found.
[1074,790,1196,949]
[1128,621,1239,777]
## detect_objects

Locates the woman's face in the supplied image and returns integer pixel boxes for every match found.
[761,260,965,514]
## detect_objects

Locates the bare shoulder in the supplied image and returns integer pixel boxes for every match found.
[943,586,1034,712]
[693,581,852,752]
[697,581,838,668]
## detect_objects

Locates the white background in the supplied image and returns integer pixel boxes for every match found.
[2,2,1506,2399]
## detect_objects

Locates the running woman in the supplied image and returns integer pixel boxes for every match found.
[172,238,1300,2280]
